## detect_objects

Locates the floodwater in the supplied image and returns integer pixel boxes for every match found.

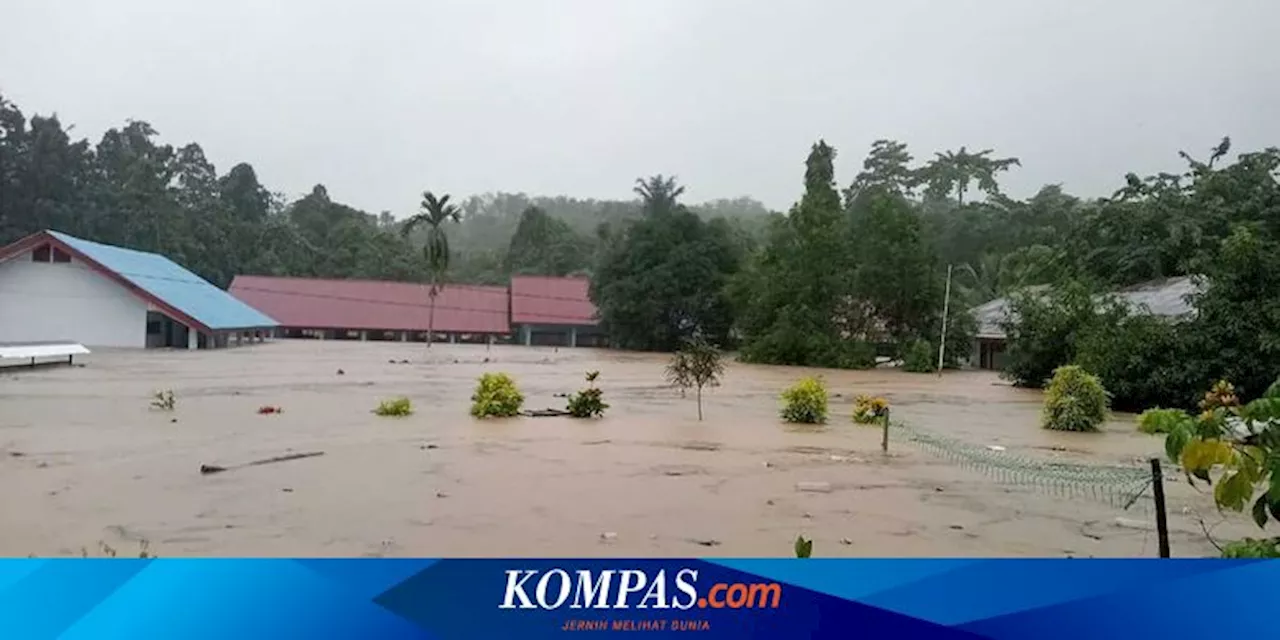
[0,341,1255,557]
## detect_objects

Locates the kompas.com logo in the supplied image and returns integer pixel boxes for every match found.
[498,568,782,610]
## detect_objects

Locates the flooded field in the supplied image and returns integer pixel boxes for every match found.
[0,340,1254,557]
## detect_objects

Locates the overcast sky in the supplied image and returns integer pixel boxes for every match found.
[2,0,1277,214]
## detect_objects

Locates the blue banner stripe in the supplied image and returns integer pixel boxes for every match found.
[0,559,152,639]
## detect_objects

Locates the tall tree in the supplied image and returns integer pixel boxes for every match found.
[920,146,1020,205]
[737,141,859,366]
[401,191,461,347]
[591,176,741,350]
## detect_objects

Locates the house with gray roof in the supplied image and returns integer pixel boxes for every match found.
[968,276,1201,370]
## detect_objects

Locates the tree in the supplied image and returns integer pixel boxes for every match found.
[401,191,461,347]
[737,141,857,367]
[665,337,725,420]
[591,176,741,351]
[505,206,591,276]
[920,147,1021,206]
[1001,281,1098,387]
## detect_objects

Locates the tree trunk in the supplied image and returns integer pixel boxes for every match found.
[696,385,703,421]
[427,284,437,349]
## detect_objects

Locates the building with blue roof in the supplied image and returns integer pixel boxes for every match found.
[0,230,279,349]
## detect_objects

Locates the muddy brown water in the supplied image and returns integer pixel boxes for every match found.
[0,341,1254,557]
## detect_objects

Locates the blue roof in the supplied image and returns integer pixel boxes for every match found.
[48,230,278,330]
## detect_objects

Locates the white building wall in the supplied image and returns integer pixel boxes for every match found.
[0,251,148,348]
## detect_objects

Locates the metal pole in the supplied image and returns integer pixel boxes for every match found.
[937,264,953,376]
[1150,458,1170,558]
[881,408,890,453]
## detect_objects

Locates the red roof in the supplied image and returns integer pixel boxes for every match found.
[229,275,510,334]
[510,275,598,326]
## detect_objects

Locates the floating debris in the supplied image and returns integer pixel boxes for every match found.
[796,481,832,493]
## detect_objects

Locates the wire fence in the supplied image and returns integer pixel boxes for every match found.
[892,420,1158,514]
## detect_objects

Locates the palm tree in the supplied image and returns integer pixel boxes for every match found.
[633,175,685,215]
[401,191,461,347]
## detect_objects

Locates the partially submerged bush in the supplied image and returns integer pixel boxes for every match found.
[1137,408,1190,435]
[151,390,176,411]
[1041,365,1109,432]
[781,377,828,424]
[374,397,413,417]
[901,340,935,373]
[853,395,890,424]
[794,535,813,558]
[471,372,524,418]
[566,371,608,418]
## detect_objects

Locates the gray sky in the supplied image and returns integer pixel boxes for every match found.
[3,0,1277,214]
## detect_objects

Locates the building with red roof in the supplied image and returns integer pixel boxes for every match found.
[228,275,509,343]
[509,275,603,347]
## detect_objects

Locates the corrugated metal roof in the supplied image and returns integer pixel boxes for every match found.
[510,275,598,326]
[46,231,278,331]
[229,275,510,334]
[970,276,1201,340]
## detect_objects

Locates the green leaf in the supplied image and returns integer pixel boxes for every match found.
[1164,427,1189,462]
[1253,495,1270,528]
[794,535,813,559]
[1214,470,1254,512]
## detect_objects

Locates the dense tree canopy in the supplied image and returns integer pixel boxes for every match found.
[590,177,742,351]
[3,92,1279,408]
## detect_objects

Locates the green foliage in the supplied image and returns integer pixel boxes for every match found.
[853,395,890,425]
[1221,538,1280,558]
[1002,281,1098,388]
[591,176,743,351]
[374,397,413,417]
[566,372,608,418]
[665,337,726,420]
[506,206,593,276]
[794,535,813,558]
[902,340,935,373]
[1163,377,1280,533]
[470,373,524,418]
[1075,302,1200,412]
[736,141,854,368]
[150,390,175,411]
[1137,408,1192,435]
[781,377,828,424]
[1041,365,1109,432]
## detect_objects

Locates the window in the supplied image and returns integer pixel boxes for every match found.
[32,245,51,262]
[52,247,71,263]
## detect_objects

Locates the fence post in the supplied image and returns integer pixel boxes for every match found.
[881,408,890,453]
[1150,458,1170,558]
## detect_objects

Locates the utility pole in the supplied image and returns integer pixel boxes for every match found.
[937,264,953,376]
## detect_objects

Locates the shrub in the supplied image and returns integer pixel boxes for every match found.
[1137,408,1191,434]
[781,377,828,424]
[1041,365,1109,432]
[471,373,524,418]
[853,395,890,424]
[566,371,608,418]
[374,397,413,417]
[794,535,813,558]
[151,390,176,411]
[901,340,934,373]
